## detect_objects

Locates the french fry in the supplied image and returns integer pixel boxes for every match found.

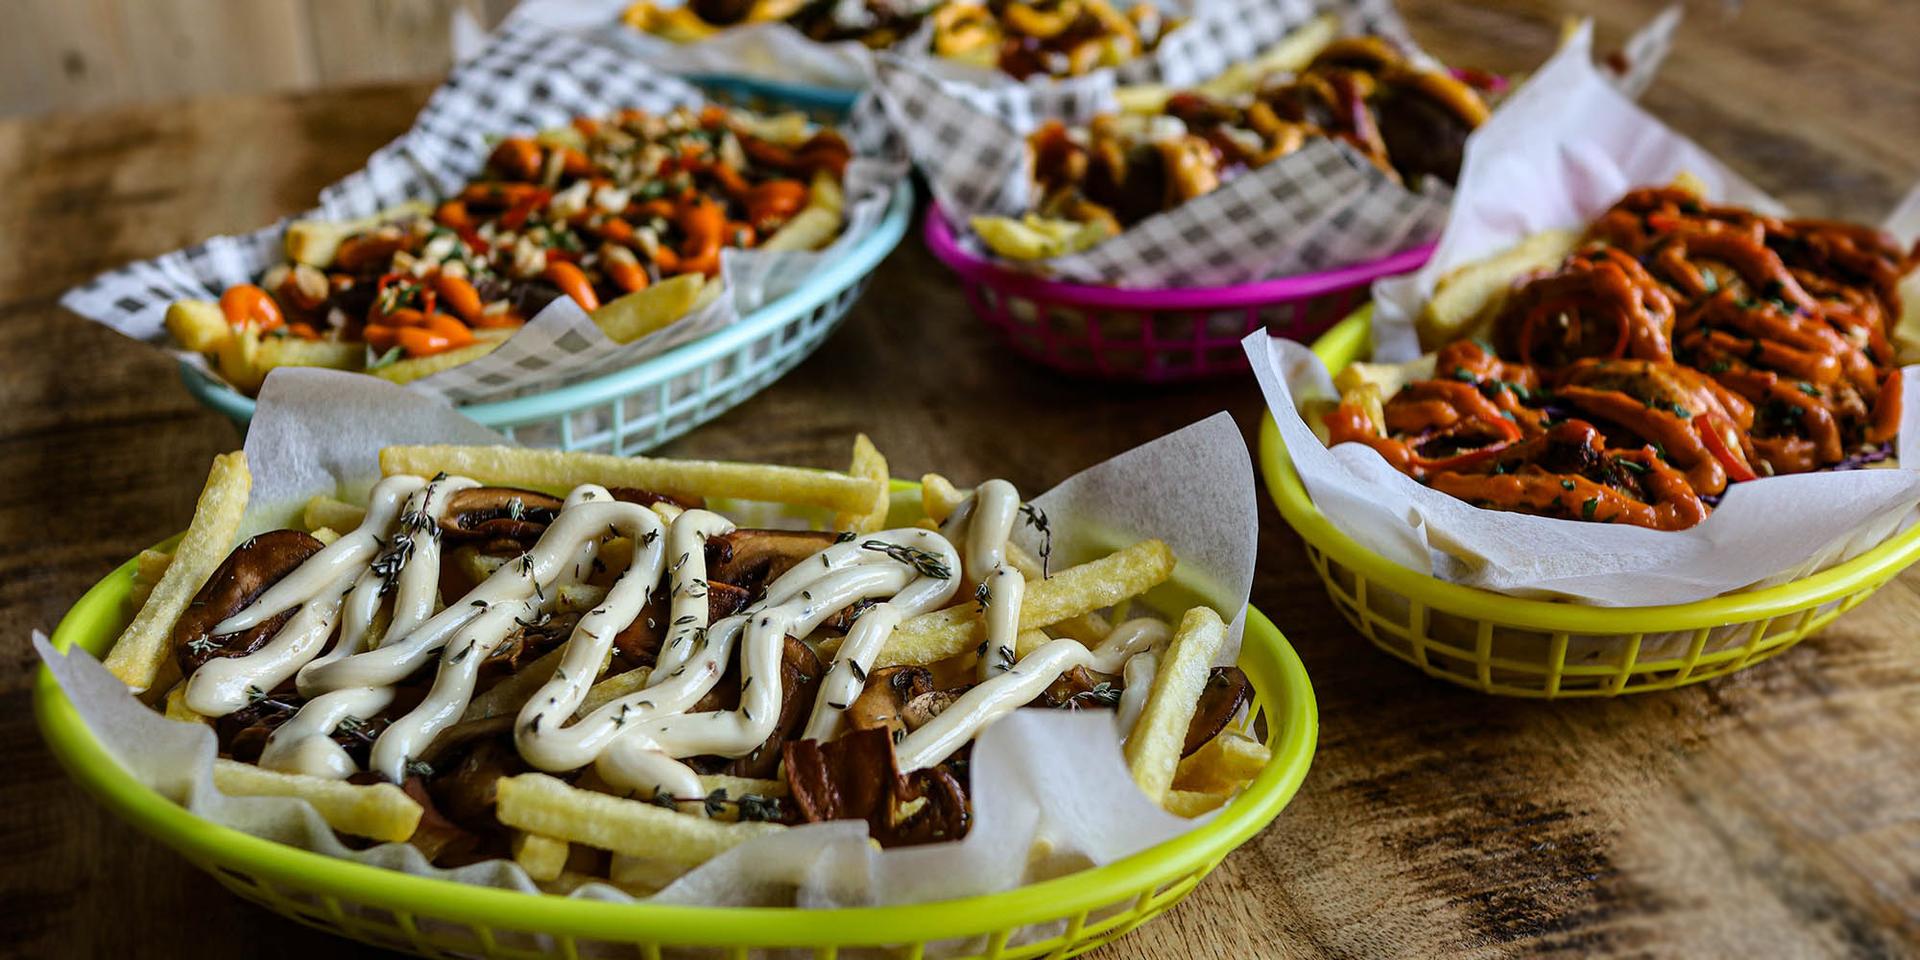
[832,434,890,533]
[1163,789,1233,818]
[213,759,421,842]
[379,445,884,515]
[1012,628,1057,659]
[1173,730,1272,793]
[591,273,708,344]
[874,539,1176,667]
[105,452,250,692]
[971,214,1112,260]
[760,206,841,253]
[920,473,966,524]
[129,548,174,610]
[162,683,208,725]
[282,201,431,267]
[697,774,787,799]
[1895,272,1920,364]
[367,335,507,385]
[1333,355,1438,401]
[256,336,363,372]
[165,299,229,352]
[1417,228,1579,348]
[215,325,266,394]
[1125,607,1227,804]
[512,831,571,882]
[1115,84,1173,115]
[464,646,572,721]
[494,773,783,864]
[579,665,654,715]
[1196,13,1339,100]
[807,169,844,216]
[302,495,366,532]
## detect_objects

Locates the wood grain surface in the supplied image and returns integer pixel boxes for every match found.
[4,1,1919,957]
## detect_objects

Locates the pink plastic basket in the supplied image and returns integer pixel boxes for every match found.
[924,203,1435,382]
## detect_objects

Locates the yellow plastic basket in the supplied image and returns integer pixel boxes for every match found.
[35,489,1315,958]
[1259,308,1920,698]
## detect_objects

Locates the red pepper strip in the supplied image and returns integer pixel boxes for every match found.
[1693,414,1757,483]
[1410,441,1514,474]
[1406,412,1524,474]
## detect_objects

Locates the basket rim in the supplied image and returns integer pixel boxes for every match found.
[34,488,1315,948]
[1259,308,1920,632]
[922,201,1435,310]
[179,178,915,427]
[682,72,864,111]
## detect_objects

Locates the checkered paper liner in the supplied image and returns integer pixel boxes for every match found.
[498,0,1409,93]
[61,18,907,406]
[867,0,1455,287]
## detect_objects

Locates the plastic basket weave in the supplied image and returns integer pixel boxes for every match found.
[36,485,1316,959]
[923,203,1433,382]
[181,180,912,454]
[1259,309,1920,698]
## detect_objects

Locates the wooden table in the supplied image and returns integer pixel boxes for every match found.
[4,1,1918,956]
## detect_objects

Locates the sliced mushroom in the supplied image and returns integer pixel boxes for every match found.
[902,688,964,731]
[609,580,751,670]
[782,726,971,847]
[607,487,705,511]
[704,528,842,591]
[437,487,564,543]
[174,529,325,676]
[1181,666,1251,757]
[425,735,528,836]
[399,773,487,863]
[845,666,935,741]
[718,635,823,779]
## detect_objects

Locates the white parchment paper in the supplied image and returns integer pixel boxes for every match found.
[1243,25,1920,606]
[37,368,1258,949]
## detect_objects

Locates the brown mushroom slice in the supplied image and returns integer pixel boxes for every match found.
[704,528,842,591]
[845,666,936,742]
[607,487,705,511]
[902,688,965,731]
[437,487,565,543]
[609,580,752,670]
[425,734,529,835]
[1181,666,1252,757]
[716,635,824,779]
[174,529,326,676]
[782,726,971,847]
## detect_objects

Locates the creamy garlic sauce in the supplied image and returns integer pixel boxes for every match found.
[199,474,1170,815]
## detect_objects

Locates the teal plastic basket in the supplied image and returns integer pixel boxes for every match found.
[685,73,861,123]
[180,179,912,452]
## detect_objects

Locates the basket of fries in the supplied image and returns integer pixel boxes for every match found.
[1259,310,1920,698]
[925,204,1434,381]
[37,381,1313,958]
[179,177,911,452]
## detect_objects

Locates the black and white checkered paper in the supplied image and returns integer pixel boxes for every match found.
[61,18,906,405]
[869,0,1453,287]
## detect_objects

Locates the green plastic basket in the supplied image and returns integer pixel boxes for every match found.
[181,179,913,455]
[1259,308,1920,697]
[36,489,1315,958]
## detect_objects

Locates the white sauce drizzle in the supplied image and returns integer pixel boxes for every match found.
[195,473,1172,817]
